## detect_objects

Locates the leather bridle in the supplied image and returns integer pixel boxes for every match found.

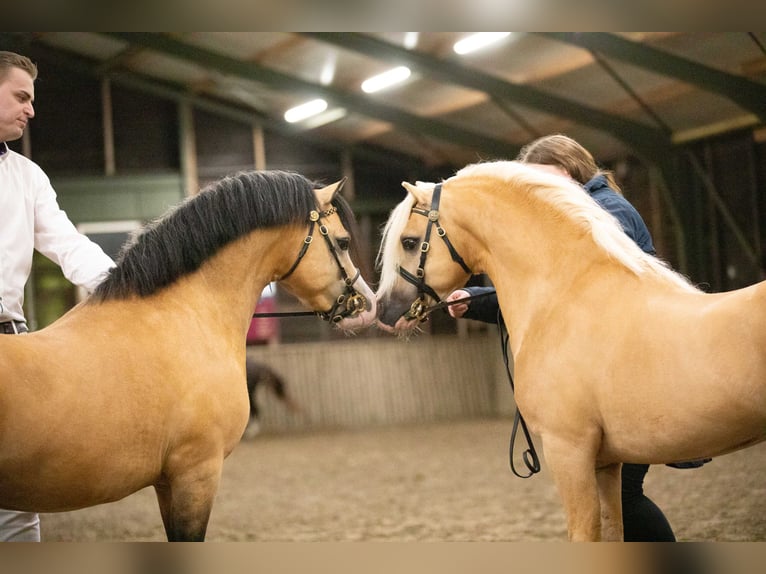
[396,184,541,478]
[277,205,368,323]
[397,183,472,322]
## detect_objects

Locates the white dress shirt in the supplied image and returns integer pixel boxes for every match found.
[0,142,115,322]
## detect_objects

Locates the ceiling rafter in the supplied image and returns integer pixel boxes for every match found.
[100,32,519,160]
[3,32,758,173]
[587,49,674,134]
[538,32,766,122]
[0,34,427,172]
[301,32,673,161]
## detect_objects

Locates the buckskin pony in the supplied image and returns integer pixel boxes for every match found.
[0,170,375,541]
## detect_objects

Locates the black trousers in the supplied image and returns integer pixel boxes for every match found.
[622,462,676,541]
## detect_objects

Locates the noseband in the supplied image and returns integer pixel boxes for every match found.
[278,205,368,323]
[397,183,471,322]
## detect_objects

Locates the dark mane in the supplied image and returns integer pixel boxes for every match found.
[91,170,355,301]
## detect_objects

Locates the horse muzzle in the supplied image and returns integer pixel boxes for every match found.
[375,292,429,331]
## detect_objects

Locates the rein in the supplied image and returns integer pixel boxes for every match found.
[415,290,495,317]
[254,204,367,323]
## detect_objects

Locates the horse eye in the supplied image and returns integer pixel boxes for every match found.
[337,237,350,251]
[401,237,418,251]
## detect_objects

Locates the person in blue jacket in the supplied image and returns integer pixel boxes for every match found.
[446,134,707,541]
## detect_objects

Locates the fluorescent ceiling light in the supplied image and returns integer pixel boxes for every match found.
[320,56,336,86]
[453,33,511,55]
[300,108,348,130]
[361,66,411,94]
[403,32,419,50]
[284,99,328,123]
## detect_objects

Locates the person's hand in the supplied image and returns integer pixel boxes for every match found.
[446,289,470,318]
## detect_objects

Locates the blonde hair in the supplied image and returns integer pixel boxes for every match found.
[517,134,622,194]
[0,51,38,83]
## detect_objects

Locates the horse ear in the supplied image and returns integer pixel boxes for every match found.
[402,181,431,205]
[315,178,347,207]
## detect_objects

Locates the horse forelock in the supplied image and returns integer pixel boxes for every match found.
[453,161,698,292]
[91,170,320,301]
[376,190,418,298]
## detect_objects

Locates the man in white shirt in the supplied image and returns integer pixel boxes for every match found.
[0,51,115,541]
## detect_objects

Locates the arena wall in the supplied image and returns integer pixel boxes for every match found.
[246,333,517,433]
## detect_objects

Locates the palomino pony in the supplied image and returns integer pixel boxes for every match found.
[376,160,766,541]
[0,170,376,541]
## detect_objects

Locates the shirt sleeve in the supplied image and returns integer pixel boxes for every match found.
[33,172,116,292]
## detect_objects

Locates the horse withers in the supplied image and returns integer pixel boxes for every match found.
[375,161,766,541]
[0,170,375,541]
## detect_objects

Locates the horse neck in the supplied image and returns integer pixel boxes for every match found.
[445,175,597,277]
[168,227,289,334]
[445,177,618,350]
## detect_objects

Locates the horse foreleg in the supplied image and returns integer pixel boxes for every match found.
[596,462,623,541]
[153,459,223,542]
[544,436,601,541]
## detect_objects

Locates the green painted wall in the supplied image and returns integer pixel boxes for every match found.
[51,173,185,223]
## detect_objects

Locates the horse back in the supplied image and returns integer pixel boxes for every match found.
[713,278,766,345]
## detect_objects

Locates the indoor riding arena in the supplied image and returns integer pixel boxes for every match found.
[2,33,766,546]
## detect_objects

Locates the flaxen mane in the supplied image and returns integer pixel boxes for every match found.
[456,161,699,292]
[92,170,355,301]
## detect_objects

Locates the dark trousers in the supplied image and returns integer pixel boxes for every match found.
[622,462,676,541]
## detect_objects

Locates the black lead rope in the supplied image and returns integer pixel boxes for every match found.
[252,309,318,318]
[416,290,494,316]
[419,288,541,478]
[252,289,496,319]
[498,309,541,478]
